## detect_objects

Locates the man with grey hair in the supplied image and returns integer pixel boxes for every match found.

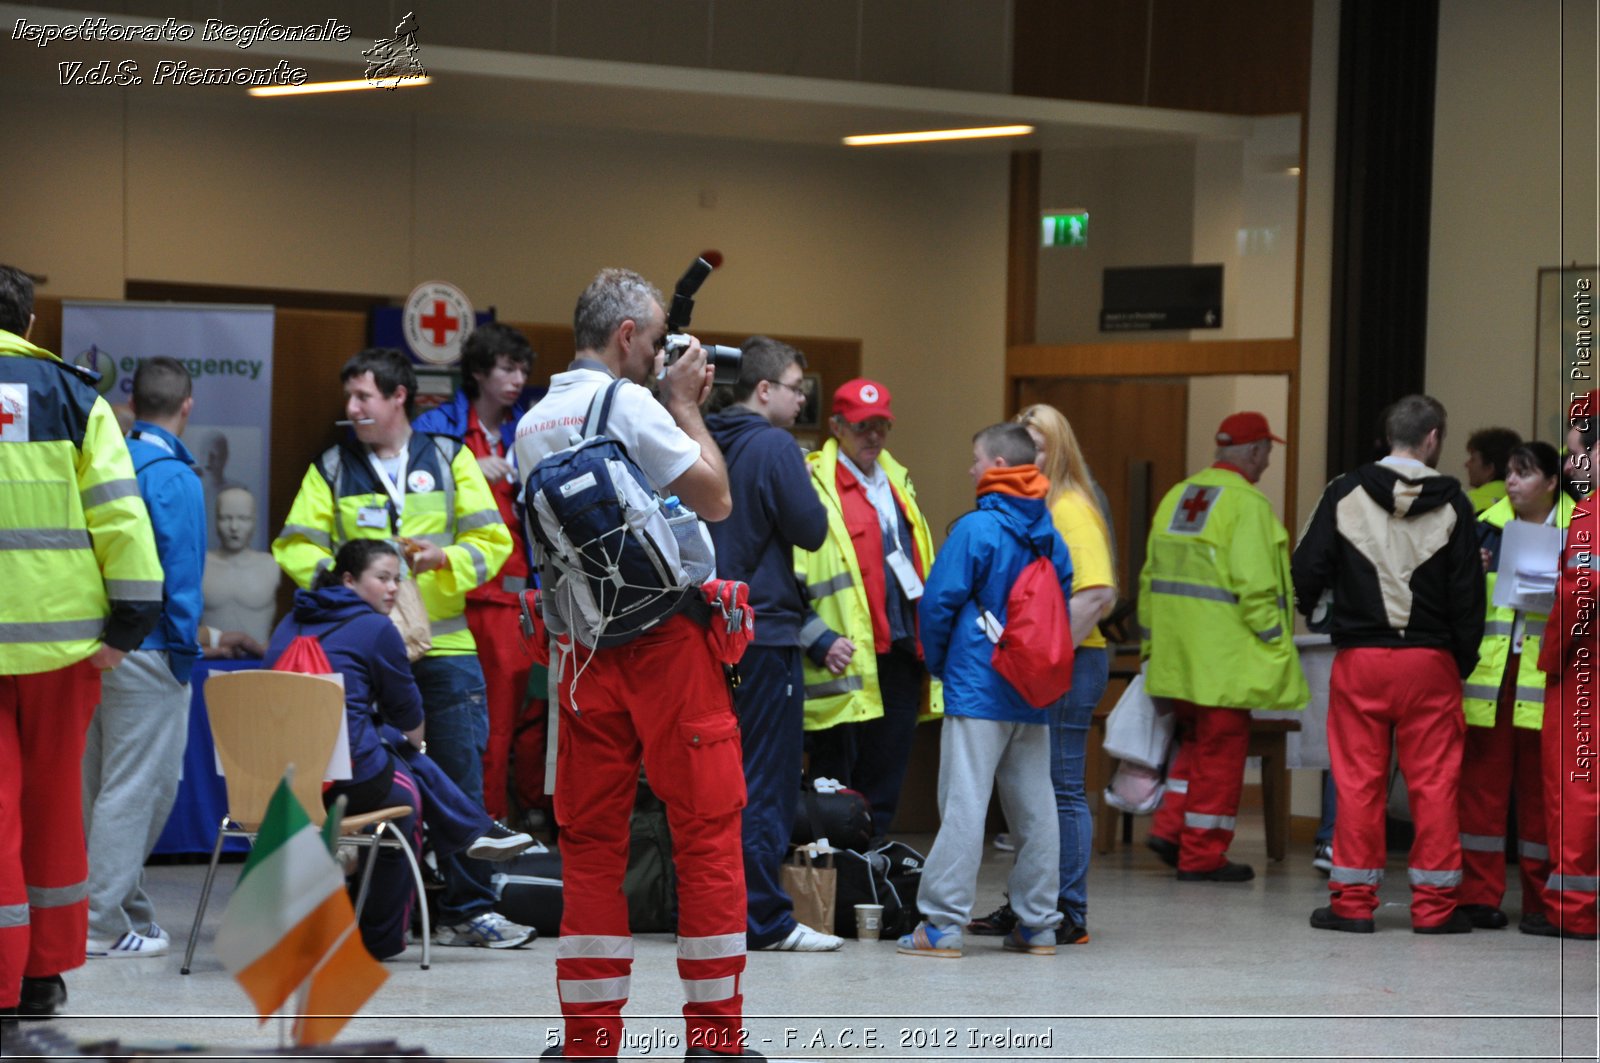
[512,268,751,1061]
[1294,394,1485,934]
[1140,412,1308,884]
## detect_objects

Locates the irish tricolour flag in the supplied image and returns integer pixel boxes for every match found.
[213,776,388,1045]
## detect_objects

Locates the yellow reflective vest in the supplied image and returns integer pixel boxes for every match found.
[1138,465,1308,712]
[1463,494,1575,728]
[794,440,943,730]
[0,330,164,674]
[272,431,512,655]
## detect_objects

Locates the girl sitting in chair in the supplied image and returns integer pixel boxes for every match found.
[262,538,534,959]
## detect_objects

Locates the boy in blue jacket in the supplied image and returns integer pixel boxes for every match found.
[899,423,1072,958]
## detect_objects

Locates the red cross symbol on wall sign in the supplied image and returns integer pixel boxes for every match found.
[420,300,460,346]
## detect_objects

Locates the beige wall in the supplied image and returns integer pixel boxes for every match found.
[2,84,1008,535]
[1427,0,1592,449]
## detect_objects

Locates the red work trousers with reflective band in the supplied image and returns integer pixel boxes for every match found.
[1150,701,1251,873]
[552,616,748,1058]
[1457,659,1547,914]
[466,597,537,821]
[1541,674,1599,935]
[1327,647,1465,928]
[1,660,101,1007]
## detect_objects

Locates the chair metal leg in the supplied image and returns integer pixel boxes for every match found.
[181,818,231,975]
[348,837,382,922]
[376,821,431,970]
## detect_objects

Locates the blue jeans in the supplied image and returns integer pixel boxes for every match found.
[1049,647,1109,926]
[411,653,497,922]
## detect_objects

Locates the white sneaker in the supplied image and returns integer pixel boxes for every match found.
[143,922,170,943]
[759,923,843,951]
[466,823,536,862]
[86,930,169,959]
[992,833,1015,852]
[434,910,536,949]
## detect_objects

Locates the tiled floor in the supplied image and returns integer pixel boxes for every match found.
[16,824,1599,1061]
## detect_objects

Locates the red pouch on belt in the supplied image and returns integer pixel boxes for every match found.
[700,579,755,665]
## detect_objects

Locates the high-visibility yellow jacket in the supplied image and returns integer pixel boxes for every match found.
[0,330,164,675]
[794,439,943,730]
[1138,465,1308,712]
[1463,493,1575,728]
[272,431,512,655]
[1468,479,1508,516]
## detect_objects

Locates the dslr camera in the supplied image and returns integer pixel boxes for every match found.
[662,252,742,387]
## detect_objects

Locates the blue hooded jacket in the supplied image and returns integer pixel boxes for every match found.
[127,421,206,683]
[262,586,424,785]
[918,472,1073,723]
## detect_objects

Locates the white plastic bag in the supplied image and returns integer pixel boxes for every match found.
[1104,761,1165,814]
[1101,671,1173,769]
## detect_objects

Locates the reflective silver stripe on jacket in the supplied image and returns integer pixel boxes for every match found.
[27,880,88,907]
[1516,685,1546,703]
[1524,620,1546,640]
[457,508,503,532]
[502,576,528,594]
[805,675,863,699]
[418,532,453,547]
[677,932,746,961]
[1256,624,1283,643]
[0,903,29,927]
[798,616,832,648]
[806,572,854,601]
[432,614,468,636]
[1459,833,1503,852]
[1408,867,1462,887]
[1148,579,1239,605]
[557,976,630,1004]
[1330,866,1384,885]
[1463,683,1500,702]
[0,528,93,551]
[1165,777,1189,794]
[81,478,140,509]
[556,934,633,960]
[280,523,332,549]
[1482,620,1516,637]
[1547,873,1600,892]
[105,579,164,601]
[682,975,738,1003]
[1518,840,1550,861]
[461,542,489,587]
[1184,812,1235,831]
[0,619,105,644]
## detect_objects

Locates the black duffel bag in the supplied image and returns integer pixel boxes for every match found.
[490,840,564,938]
[831,840,925,939]
[791,786,873,853]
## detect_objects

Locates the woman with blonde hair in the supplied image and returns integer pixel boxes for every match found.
[967,403,1116,946]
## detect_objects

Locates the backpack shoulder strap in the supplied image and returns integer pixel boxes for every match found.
[581,379,626,440]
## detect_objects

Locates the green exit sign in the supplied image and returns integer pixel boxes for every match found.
[1042,211,1089,248]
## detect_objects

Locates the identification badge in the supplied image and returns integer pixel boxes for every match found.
[356,505,389,530]
[886,548,924,600]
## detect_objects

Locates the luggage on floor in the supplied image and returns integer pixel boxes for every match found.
[792,783,874,852]
[831,840,924,939]
[490,840,564,938]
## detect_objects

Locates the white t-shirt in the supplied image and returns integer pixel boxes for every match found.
[512,367,700,492]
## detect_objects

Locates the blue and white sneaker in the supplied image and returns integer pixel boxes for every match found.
[897,921,963,958]
[1002,924,1057,956]
[86,930,168,958]
[434,910,536,949]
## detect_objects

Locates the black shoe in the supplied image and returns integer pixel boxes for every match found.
[540,1046,616,1062]
[1458,904,1508,929]
[1177,861,1254,882]
[17,975,65,1018]
[686,1049,765,1059]
[1145,836,1180,868]
[1413,909,1474,934]
[1310,906,1375,934]
[1519,912,1560,937]
[1056,922,1090,945]
[466,821,536,862]
[966,901,1018,936]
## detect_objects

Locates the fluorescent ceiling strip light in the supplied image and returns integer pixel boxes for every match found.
[249,76,433,97]
[842,123,1034,146]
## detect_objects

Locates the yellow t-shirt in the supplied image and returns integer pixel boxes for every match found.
[1049,489,1115,649]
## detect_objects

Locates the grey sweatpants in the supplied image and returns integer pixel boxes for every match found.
[81,650,191,941]
[918,715,1062,932]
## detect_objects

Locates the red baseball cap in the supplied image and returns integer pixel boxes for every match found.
[1215,411,1286,446]
[832,378,894,423]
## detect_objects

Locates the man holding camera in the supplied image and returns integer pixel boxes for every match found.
[705,338,837,953]
[513,269,754,1061]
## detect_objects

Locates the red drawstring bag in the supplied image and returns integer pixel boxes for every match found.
[271,633,335,675]
[991,554,1075,708]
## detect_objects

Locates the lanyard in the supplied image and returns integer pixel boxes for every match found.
[367,446,409,533]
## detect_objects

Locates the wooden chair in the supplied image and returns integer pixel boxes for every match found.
[179,670,431,973]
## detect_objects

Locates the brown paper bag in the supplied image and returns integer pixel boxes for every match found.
[390,577,433,662]
[780,846,836,933]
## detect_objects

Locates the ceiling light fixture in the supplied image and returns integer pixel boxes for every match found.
[248,76,433,98]
[842,123,1034,147]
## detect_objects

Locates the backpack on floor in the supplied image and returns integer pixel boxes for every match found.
[625,776,677,933]
[831,840,925,939]
[520,379,716,649]
[490,840,564,938]
[791,785,874,853]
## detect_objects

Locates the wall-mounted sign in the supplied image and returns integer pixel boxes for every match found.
[1100,265,1223,331]
[403,280,474,365]
[1042,210,1089,248]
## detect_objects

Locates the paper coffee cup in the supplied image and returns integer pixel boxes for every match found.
[855,903,884,940]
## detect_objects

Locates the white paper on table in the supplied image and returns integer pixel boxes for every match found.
[1494,520,1565,613]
